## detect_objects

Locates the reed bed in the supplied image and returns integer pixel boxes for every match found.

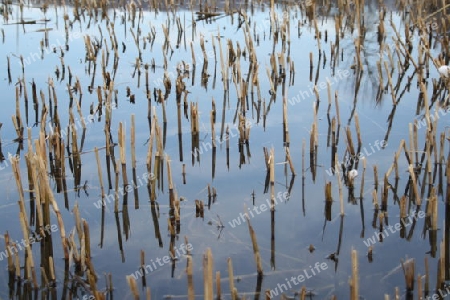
[0,0,450,299]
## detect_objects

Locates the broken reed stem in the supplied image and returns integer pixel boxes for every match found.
[131,114,136,169]
[399,195,407,219]
[114,159,120,213]
[310,103,318,152]
[217,31,228,91]
[374,165,379,191]
[190,41,196,67]
[11,155,28,227]
[302,139,305,177]
[283,96,289,146]
[383,61,396,104]
[359,158,366,199]
[118,122,129,188]
[345,126,356,157]
[265,66,276,95]
[187,255,194,300]
[336,153,344,216]
[216,271,221,299]
[4,232,14,272]
[83,219,98,291]
[203,248,213,300]
[429,188,438,231]
[166,154,174,207]
[372,189,379,210]
[19,211,38,287]
[354,113,362,147]
[408,164,421,205]
[126,275,139,300]
[147,117,156,179]
[270,148,275,210]
[228,257,238,300]
[335,91,341,127]
[95,147,105,201]
[73,202,84,252]
[211,105,216,148]
[386,139,405,178]
[401,259,415,291]
[351,249,359,300]
[285,147,296,175]
[439,239,445,287]
[190,102,199,133]
[245,208,263,276]
[75,91,86,129]
[325,181,332,201]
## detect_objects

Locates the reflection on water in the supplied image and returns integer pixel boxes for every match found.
[0,0,449,299]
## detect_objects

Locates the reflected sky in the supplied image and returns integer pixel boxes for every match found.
[0,0,449,299]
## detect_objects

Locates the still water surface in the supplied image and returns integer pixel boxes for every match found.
[0,0,449,298]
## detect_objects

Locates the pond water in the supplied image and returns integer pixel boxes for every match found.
[0,0,449,299]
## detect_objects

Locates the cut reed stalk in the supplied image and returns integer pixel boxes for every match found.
[95,147,105,201]
[216,271,221,299]
[345,126,356,157]
[4,232,14,272]
[408,164,421,206]
[118,122,129,190]
[354,113,362,147]
[114,159,120,213]
[335,91,341,127]
[373,165,379,192]
[166,154,174,208]
[140,250,146,287]
[401,258,415,292]
[19,211,38,287]
[359,158,366,199]
[187,255,194,300]
[245,207,263,275]
[270,148,275,210]
[372,190,379,210]
[203,248,213,300]
[283,96,289,146]
[131,114,136,169]
[336,153,344,216]
[285,147,296,175]
[350,249,359,300]
[228,257,237,300]
[126,275,140,300]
